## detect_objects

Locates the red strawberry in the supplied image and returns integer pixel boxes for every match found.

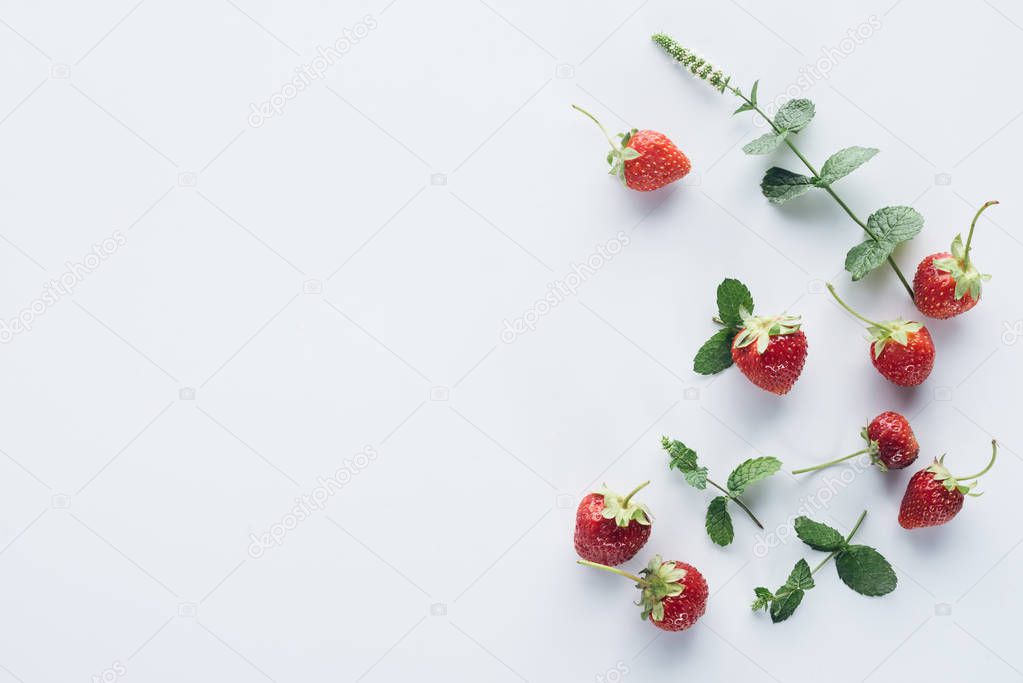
[574,482,652,566]
[827,284,935,387]
[572,104,690,192]
[870,325,935,387]
[865,411,919,470]
[578,555,708,632]
[730,312,807,395]
[792,411,919,475]
[899,440,997,529]
[914,200,998,319]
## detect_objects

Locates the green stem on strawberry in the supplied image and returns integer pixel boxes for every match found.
[707,478,764,529]
[622,480,651,507]
[726,88,916,301]
[571,104,620,151]
[811,510,867,575]
[953,440,998,482]
[791,449,870,475]
[577,559,649,586]
[826,283,884,328]
[963,200,1000,265]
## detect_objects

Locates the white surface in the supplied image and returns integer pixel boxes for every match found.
[0,1,1021,681]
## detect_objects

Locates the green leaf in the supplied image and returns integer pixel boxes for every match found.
[845,206,924,280]
[706,496,734,546]
[751,586,774,611]
[774,99,815,132]
[727,456,782,495]
[694,329,735,375]
[769,588,804,623]
[785,559,815,590]
[794,516,846,551]
[663,438,708,490]
[835,545,898,596]
[750,80,759,106]
[733,102,755,115]
[816,146,878,187]
[761,167,815,204]
[716,278,754,327]
[743,131,786,155]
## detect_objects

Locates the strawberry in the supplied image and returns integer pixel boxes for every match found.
[572,104,690,191]
[695,278,806,395]
[578,555,708,632]
[865,411,919,470]
[731,311,808,395]
[792,411,919,475]
[913,200,998,319]
[827,284,935,387]
[574,482,652,566]
[899,440,997,529]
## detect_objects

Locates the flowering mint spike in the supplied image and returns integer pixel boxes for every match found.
[650,34,918,302]
[651,34,730,93]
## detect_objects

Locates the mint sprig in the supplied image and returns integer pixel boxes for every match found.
[651,33,917,302]
[662,437,781,546]
[752,511,897,623]
[694,278,752,375]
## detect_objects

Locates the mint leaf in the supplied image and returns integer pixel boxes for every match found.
[751,586,774,611]
[761,167,815,204]
[733,80,760,114]
[816,146,878,187]
[845,206,924,280]
[716,278,754,327]
[834,545,897,596]
[743,132,786,155]
[868,205,924,242]
[694,329,735,375]
[774,99,815,133]
[706,496,734,546]
[785,559,815,590]
[845,240,892,281]
[794,516,846,551]
[727,456,782,495]
[663,438,708,490]
[770,588,804,623]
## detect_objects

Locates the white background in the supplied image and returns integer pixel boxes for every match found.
[0,1,1021,681]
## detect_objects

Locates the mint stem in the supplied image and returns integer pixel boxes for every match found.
[728,87,915,302]
[577,559,648,586]
[707,478,764,529]
[791,449,870,475]
[811,510,867,575]
[963,200,999,265]
[953,440,997,482]
[622,480,651,507]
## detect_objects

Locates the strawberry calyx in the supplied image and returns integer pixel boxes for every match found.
[866,319,923,359]
[732,307,801,354]
[638,555,687,622]
[859,427,886,471]
[931,200,998,301]
[932,440,998,497]
[572,104,643,187]
[576,554,686,623]
[826,283,923,358]
[597,481,652,528]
